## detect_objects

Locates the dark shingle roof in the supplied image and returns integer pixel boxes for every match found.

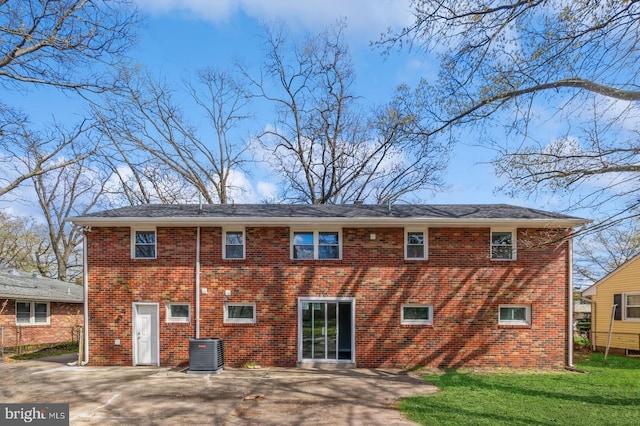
[69,203,588,227]
[0,268,83,303]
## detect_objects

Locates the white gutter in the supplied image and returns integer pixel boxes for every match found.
[567,238,574,368]
[195,226,201,339]
[82,231,89,365]
[69,217,589,229]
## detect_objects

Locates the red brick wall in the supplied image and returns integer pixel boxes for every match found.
[86,225,570,369]
[0,299,83,349]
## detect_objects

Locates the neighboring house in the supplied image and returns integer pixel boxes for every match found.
[0,268,83,350]
[574,294,592,321]
[69,204,588,369]
[582,252,640,355]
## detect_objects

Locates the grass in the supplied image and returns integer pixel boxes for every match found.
[9,341,78,360]
[400,353,640,425]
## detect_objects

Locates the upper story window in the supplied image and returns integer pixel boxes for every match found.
[292,230,340,260]
[624,293,640,321]
[405,229,427,260]
[16,301,49,325]
[132,228,156,259]
[491,229,516,260]
[223,229,245,259]
[498,304,530,325]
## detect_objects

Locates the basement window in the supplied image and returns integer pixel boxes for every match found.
[498,305,531,326]
[166,303,190,323]
[224,303,256,324]
[401,304,433,325]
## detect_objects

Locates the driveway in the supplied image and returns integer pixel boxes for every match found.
[1,356,438,425]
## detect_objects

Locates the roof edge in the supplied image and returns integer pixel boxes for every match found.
[68,216,589,228]
[582,251,640,297]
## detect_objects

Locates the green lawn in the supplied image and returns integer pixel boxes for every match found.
[400,353,640,425]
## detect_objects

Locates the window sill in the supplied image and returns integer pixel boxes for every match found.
[15,323,51,326]
[498,324,531,329]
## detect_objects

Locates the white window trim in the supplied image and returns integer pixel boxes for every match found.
[166,303,190,323]
[15,301,50,325]
[224,303,256,324]
[498,304,531,325]
[404,228,428,260]
[223,228,246,260]
[623,292,640,322]
[290,229,342,260]
[401,303,434,325]
[131,227,157,259]
[490,228,517,261]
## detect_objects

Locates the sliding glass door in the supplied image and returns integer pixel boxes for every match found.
[300,299,353,362]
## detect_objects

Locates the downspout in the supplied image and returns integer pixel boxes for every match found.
[567,237,574,368]
[196,226,201,339]
[82,230,89,365]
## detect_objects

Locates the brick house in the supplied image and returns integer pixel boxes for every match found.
[0,268,83,351]
[69,204,587,369]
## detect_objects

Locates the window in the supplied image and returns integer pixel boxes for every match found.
[132,228,156,259]
[401,304,433,325]
[223,229,245,259]
[498,305,531,325]
[166,303,190,323]
[624,293,640,321]
[405,229,427,260]
[292,231,340,260]
[224,303,256,324]
[491,229,516,260]
[15,301,49,325]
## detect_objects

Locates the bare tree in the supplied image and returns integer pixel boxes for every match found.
[246,21,448,204]
[0,117,96,198]
[575,220,640,286]
[95,67,253,205]
[0,211,51,274]
[0,0,138,198]
[0,0,138,92]
[378,0,640,227]
[32,156,108,282]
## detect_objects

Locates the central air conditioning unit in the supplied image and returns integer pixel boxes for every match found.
[187,338,224,374]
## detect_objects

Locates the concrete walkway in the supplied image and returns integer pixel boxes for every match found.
[1,357,438,425]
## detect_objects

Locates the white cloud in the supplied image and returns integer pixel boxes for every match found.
[256,181,278,201]
[133,0,412,39]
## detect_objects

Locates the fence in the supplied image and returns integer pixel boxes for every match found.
[1,324,83,356]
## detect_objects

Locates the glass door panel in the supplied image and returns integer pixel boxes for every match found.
[327,303,337,359]
[312,303,326,358]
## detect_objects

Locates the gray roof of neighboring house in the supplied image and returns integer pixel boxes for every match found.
[68,203,589,228]
[0,268,83,303]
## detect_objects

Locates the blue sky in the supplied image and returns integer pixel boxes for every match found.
[3,0,560,217]
[128,0,532,207]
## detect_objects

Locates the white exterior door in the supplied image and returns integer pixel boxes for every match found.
[133,303,159,365]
